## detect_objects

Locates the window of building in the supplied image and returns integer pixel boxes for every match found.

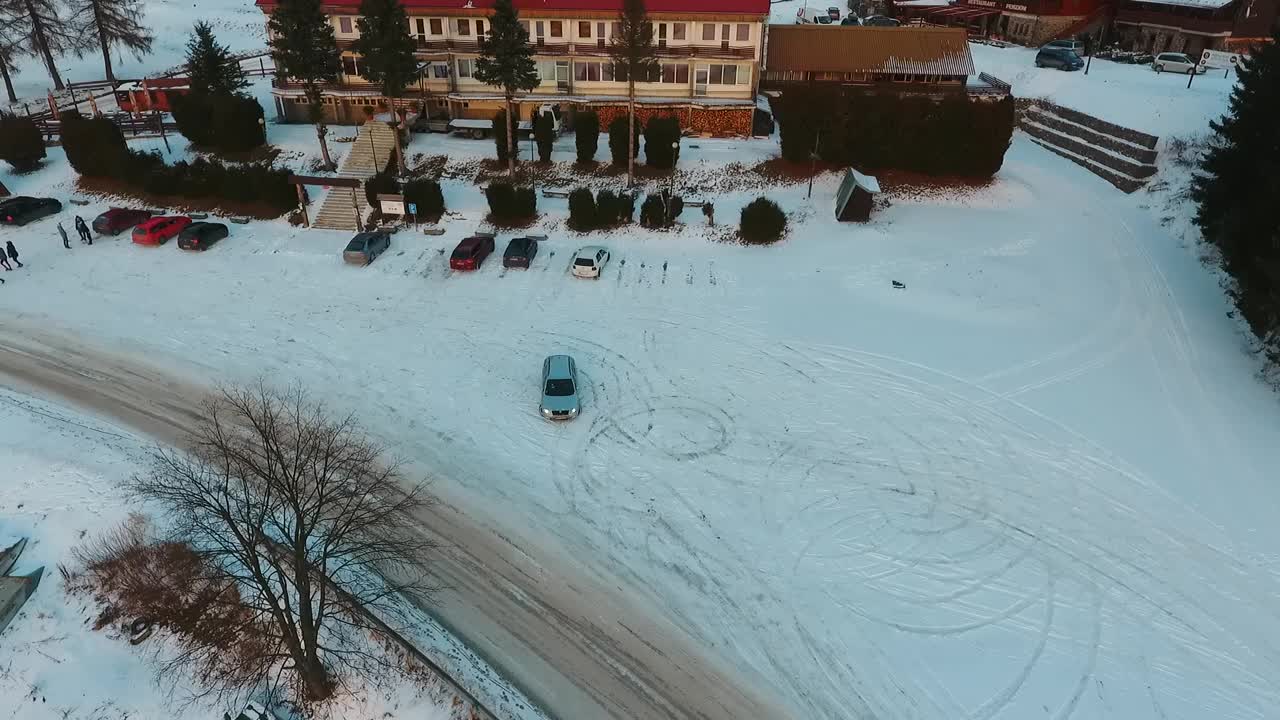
[735,23,749,41]
[658,23,667,40]
[457,58,473,78]
[702,23,715,40]
[338,16,353,34]
[702,63,746,85]
[431,62,450,78]
[556,60,570,82]
[660,63,689,83]
[430,18,443,35]
[721,24,730,41]
[672,23,686,40]
[574,61,614,82]
[341,55,362,76]
[612,22,621,37]
[476,19,487,40]
[457,18,470,36]
[520,20,530,36]
[597,22,606,39]
[550,20,563,38]
[579,21,592,38]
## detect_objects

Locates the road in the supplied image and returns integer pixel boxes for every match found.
[0,324,791,720]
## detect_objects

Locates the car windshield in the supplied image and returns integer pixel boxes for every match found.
[345,239,366,251]
[544,379,575,396]
[451,244,475,259]
[574,258,595,267]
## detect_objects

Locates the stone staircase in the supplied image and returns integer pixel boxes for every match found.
[311,121,400,231]
[1017,99,1159,193]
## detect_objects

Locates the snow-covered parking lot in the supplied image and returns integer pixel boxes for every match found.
[3,119,1280,719]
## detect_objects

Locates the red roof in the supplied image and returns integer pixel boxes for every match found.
[260,0,769,14]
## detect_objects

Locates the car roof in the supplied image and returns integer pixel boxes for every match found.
[575,245,605,256]
[545,354,574,376]
[352,231,382,241]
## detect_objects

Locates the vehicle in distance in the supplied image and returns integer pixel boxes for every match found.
[1043,38,1084,53]
[343,232,390,265]
[1153,52,1206,74]
[1035,46,1084,71]
[503,236,538,269]
[92,207,152,235]
[450,234,496,271]
[0,196,61,226]
[131,215,192,245]
[571,246,611,279]
[177,221,229,251]
[540,354,580,420]
[861,15,900,26]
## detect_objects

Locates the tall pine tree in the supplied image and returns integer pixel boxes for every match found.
[351,0,416,172]
[608,0,657,184]
[186,21,247,96]
[269,0,341,170]
[71,0,153,83]
[0,0,81,90]
[1192,32,1280,349]
[475,0,537,175]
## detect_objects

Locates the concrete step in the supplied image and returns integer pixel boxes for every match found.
[1023,106,1159,165]
[1021,121,1156,181]
[1026,136,1147,194]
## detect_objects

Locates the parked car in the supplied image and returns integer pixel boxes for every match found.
[92,207,152,236]
[1153,52,1205,74]
[826,6,841,20]
[176,221,229,251]
[795,6,832,23]
[861,15,901,26]
[840,15,861,25]
[1043,39,1085,53]
[1035,46,1084,70]
[539,354,580,421]
[571,246,611,279]
[502,236,538,269]
[342,231,390,265]
[131,215,191,245]
[0,196,61,226]
[450,234,496,271]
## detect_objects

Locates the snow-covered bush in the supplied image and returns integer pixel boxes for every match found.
[0,113,45,172]
[486,181,536,220]
[608,116,638,167]
[640,191,682,228]
[643,115,680,169]
[403,178,445,220]
[568,187,597,230]
[575,111,599,163]
[61,110,128,177]
[739,197,786,244]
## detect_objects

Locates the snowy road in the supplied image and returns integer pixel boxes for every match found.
[4,136,1280,720]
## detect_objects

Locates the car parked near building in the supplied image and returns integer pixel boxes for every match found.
[795,6,832,23]
[92,207,152,236]
[861,15,900,26]
[131,215,192,245]
[539,354,580,420]
[0,196,61,226]
[1043,38,1084,53]
[450,234,496,271]
[826,6,841,20]
[177,221,229,251]
[1035,46,1084,70]
[502,236,538,269]
[571,246,611,279]
[1153,52,1205,74]
[342,231,390,265]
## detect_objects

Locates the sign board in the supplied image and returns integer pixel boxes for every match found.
[407,203,418,215]
[1201,49,1243,69]
[378,193,406,216]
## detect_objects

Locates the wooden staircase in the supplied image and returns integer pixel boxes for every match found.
[311,121,400,231]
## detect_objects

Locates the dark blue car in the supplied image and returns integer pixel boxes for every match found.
[1035,46,1084,71]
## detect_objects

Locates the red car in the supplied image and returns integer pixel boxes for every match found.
[132,216,192,246]
[449,234,496,271]
[92,207,153,236]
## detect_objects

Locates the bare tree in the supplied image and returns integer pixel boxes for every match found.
[0,0,81,90]
[70,0,154,84]
[128,383,439,702]
[0,32,23,102]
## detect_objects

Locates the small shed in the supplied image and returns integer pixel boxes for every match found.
[0,567,44,637]
[835,169,880,222]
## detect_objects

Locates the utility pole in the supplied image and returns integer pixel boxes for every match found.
[807,128,821,200]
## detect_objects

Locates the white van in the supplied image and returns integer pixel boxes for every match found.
[796,7,833,23]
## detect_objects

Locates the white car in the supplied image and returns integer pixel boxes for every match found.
[571,246,611,279]
[1153,52,1206,74]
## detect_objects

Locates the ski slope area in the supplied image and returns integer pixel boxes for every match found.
[2,123,1280,720]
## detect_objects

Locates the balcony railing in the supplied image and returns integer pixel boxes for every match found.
[1113,7,1233,33]
[394,37,754,59]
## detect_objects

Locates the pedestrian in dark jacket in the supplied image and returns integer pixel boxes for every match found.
[58,222,70,249]
[74,216,92,245]
[5,241,20,268]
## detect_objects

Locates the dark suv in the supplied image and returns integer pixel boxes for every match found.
[502,237,538,269]
[1035,46,1084,71]
[449,234,496,271]
[0,196,61,226]
[92,207,153,235]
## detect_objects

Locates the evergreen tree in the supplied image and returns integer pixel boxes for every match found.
[269,0,341,169]
[575,110,599,163]
[608,0,657,184]
[0,112,44,171]
[352,0,416,173]
[1192,32,1280,347]
[534,109,554,162]
[0,0,81,90]
[475,0,538,175]
[71,0,153,83]
[185,21,247,96]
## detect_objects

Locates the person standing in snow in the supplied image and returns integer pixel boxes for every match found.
[0,252,10,271]
[74,215,92,245]
[5,241,20,268]
[58,222,70,249]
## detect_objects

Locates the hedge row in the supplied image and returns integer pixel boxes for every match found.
[773,89,1015,178]
[639,191,683,229]
[485,182,536,220]
[567,187,634,230]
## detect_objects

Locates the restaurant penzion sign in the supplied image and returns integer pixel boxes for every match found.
[966,0,1030,9]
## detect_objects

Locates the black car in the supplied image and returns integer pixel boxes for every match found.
[861,15,900,26]
[177,221,229,251]
[1035,46,1084,71]
[0,196,61,226]
[503,236,539,269]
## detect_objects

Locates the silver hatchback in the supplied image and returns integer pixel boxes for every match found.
[540,355,580,420]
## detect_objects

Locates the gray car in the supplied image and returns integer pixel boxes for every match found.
[540,354,580,420]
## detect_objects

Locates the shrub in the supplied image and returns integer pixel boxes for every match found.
[118,149,296,214]
[639,191,683,228]
[595,189,619,225]
[643,115,680,169]
[608,116,639,167]
[739,197,787,244]
[403,178,444,219]
[485,182,536,220]
[492,110,509,163]
[171,92,266,152]
[170,92,215,146]
[568,187,597,230]
[0,113,46,172]
[575,111,599,163]
[363,156,398,208]
[61,111,128,178]
[535,112,554,163]
[514,186,536,218]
